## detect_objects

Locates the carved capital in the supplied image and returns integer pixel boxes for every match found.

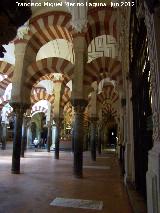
[71,99,88,114]
[9,102,30,115]
[90,117,98,124]
[54,117,63,127]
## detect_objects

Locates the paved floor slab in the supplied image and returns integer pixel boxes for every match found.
[50,197,103,210]
[83,165,111,170]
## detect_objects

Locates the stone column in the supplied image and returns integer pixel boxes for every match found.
[47,120,52,152]
[90,117,98,161]
[1,122,7,150]
[124,79,135,184]
[52,75,64,159]
[21,116,28,157]
[54,118,62,159]
[97,123,102,155]
[144,4,160,213]
[11,104,27,174]
[72,99,87,178]
[71,120,75,152]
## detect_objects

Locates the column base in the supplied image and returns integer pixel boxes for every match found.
[146,143,160,213]
[74,173,83,179]
[91,150,96,161]
[124,174,132,185]
[74,152,83,178]
[11,170,20,174]
[55,154,59,160]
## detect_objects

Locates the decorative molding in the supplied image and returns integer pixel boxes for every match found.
[17,22,30,39]
[70,0,88,33]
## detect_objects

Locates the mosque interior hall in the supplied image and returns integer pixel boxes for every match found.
[0,0,160,212]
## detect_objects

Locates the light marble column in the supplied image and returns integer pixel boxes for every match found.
[144,4,160,213]
[11,42,29,104]
[124,79,135,184]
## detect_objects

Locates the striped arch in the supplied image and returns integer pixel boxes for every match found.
[86,7,117,45]
[64,101,72,115]
[103,103,117,118]
[31,89,55,106]
[97,85,119,104]
[0,61,14,77]
[0,78,12,91]
[32,87,46,94]
[84,57,122,86]
[31,106,48,116]
[26,12,72,54]
[104,120,117,129]
[0,61,14,90]
[34,73,53,85]
[0,100,10,110]
[33,73,70,89]
[61,86,71,107]
[26,57,74,90]
[0,93,10,106]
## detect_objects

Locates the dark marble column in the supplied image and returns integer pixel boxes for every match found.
[54,118,62,159]
[47,121,52,152]
[21,116,28,157]
[90,117,98,161]
[98,126,102,155]
[1,122,7,150]
[71,99,87,178]
[11,104,27,174]
[71,124,75,153]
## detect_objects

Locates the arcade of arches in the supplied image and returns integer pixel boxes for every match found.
[0,0,160,212]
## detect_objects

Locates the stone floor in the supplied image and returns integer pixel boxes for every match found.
[0,146,133,213]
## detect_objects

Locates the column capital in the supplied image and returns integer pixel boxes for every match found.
[10,102,30,114]
[71,99,88,113]
[54,117,63,127]
[90,117,98,122]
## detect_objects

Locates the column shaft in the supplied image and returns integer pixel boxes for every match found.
[47,121,52,152]
[12,108,24,174]
[54,120,61,159]
[72,99,87,178]
[21,117,27,157]
[98,128,102,155]
[1,123,7,150]
[90,118,97,161]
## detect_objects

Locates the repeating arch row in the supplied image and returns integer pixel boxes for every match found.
[26,12,72,54]
[26,57,74,90]
[84,57,122,85]
[86,7,117,45]
[97,85,119,104]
